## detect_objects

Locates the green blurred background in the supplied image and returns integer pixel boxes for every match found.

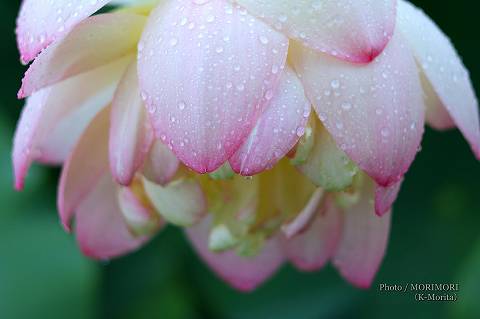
[1,1,479,318]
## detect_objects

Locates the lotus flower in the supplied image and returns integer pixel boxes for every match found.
[12,0,479,291]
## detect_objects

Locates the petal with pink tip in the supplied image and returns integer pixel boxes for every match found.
[284,198,342,272]
[16,0,112,64]
[76,173,150,260]
[185,216,285,292]
[291,34,425,187]
[109,62,153,186]
[333,178,391,288]
[142,141,180,186]
[229,66,311,175]
[231,0,397,63]
[137,0,289,173]
[142,177,206,227]
[397,1,480,158]
[58,107,111,231]
[19,12,146,98]
[13,58,129,191]
[375,179,403,217]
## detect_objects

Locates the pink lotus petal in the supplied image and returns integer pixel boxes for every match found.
[19,12,146,98]
[375,179,403,217]
[58,107,111,231]
[281,189,324,239]
[13,58,129,191]
[420,73,455,130]
[283,198,342,272]
[118,186,164,237]
[398,1,480,158]
[292,33,425,187]
[76,173,150,260]
[142,141,180,186]
[333,179,391,288]
[109,61,153,186]
[142,177,206,227]
[137,0,289,173]
[185,216,285,292]
[16,0,112,64]
[231,0,397,63]
[229,66,311,175]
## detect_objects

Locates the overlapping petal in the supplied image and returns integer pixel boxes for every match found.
[230,66,311,175]
[142,141,180,186]
[13,59,128,190]
[16,0,112,64]
[186,216,285,291]
[297,122,358,191]
[283,198,342,271]
[397,0,480,158]
[109,62,153,186]
[143,177,206,227]
[58,107,111,231]
[76,173,151,260]
[137,0,289,173]
[231,0,397,63]
[375,179,402,217]
[19,13,145,98]
[292,34,424,187]
[333,178,391,288]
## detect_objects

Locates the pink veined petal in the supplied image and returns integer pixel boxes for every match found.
[375,179,403,217]
[185,216,285,292]
[109,61,153,186]
[12,58,130,191]
[333,178,391,288]
[142,141,180,186]
[58,107,111,232]
[76,173,150,260]
[283,198,342,272]
[397,0,480,158]
[230,0,397,63]
[16,0,112,64]
[118,186,164,237]
[137,0,289,173]
[281,189,324,239]
[229,66,311,175]
[291,33,425,187]
[18,12,146,98]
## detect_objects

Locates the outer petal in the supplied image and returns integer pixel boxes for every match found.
[75,173,150,260]
[137,0,289,173]
[142,177,206,227]
[58,107,111,231]
[333,178,391,288]
[13,58,129,190]
[185,216,285,292]
[292,34,425,187]
[16,0,112,64]
[231,0,397,63]
[284,198,342,271]
[19,13,146,98]
[375,179,403,217]
[229,66,311,175]
[398,1,480,158]
[142,141,180,186]
[109,62,153,185]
